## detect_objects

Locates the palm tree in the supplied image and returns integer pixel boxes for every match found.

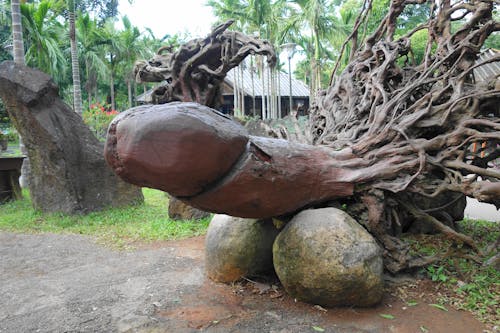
[20,0,67,83]
[10,0,29,190]
[207,0,246,22]
[76,13,109,107]
[118,16,141,109]
[68,0,82,115]
[287,0,347,99]
[101,19,123,111]
[10,0,24,64]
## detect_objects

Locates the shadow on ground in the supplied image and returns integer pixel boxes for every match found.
[0,233,487,333]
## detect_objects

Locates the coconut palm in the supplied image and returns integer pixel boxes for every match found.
[289,0,331,97]
[10,0,24,64]
[101,19,124,111]
[76,12,109,107]
[118,16,141,109]
[207,0,246,23]
[9,0,29,189]
[20,0,67,83]
[68,0,82,115]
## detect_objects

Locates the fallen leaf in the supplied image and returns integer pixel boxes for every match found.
[429,303,448,311]
[379,313,395,319]
[420,325,429,332]
[407,300,418,306]
[312,326,325,332]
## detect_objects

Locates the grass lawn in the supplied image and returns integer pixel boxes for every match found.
[406,219,500,327]
[0,188,210,248]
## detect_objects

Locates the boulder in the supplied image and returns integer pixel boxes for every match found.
[205,214,279,283]
[0,61,143,213]
[168,197,210,221]
[273,208,384,307]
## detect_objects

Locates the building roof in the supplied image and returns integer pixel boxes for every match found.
[474,48,499,82]
[136,67,310,104]
[224,67,310,97]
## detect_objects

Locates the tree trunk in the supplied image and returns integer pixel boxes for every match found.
[277,69,282,118]
[268,67,272,118]
[106,102,356,218]
[127,79,132,109]
[0,62,143,213]
[110,70,115,111]
[133,81,137,106]
[251,56,256,117]
[261,60,266,119]
[240,65,245,116]
[10,0,29,189]
[10,0,24,65]
[68,0,83,115]
[233,67,239,116]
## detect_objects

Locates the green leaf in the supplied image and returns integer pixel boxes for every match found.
[429,304,448,311]
[379,314,395,319]
[407,300,418,306]
[420,326,429,332]
[312,326,325,332]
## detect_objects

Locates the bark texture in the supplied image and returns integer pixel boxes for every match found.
[0,61,143,213]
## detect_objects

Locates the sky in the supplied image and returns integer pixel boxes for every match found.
[118,0,217,38]
[117,0,300,71]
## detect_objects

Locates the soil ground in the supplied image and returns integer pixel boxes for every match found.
[0,232,490,333]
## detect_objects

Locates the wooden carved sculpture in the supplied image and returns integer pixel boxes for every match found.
[106,4,499,272]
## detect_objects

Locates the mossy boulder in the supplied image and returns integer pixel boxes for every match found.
[273,208,383,307]
[205,214,279,283]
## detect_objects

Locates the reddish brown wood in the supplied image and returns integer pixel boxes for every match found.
[105,102,249,197]
[105,102,356,218]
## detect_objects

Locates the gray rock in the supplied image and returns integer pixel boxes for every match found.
[168,197,210,221]
[273,208,384,307]
[205,214,279,283]
[0,61,143,213]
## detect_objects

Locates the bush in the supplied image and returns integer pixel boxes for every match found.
[0,126,18,142]
[82,102,119,140]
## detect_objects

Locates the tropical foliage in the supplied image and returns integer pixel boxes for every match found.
[82,102,118,139]
[0,0,497,124]
[0,0,183,126]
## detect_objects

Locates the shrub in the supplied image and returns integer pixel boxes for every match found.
[0,126,18,142]
[82,102,119,140]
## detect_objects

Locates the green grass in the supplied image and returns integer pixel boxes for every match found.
[0,188,210,248]
[407,219,499,327]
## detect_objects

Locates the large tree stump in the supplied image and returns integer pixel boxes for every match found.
[105,3,499,272]
[0,61,143,213]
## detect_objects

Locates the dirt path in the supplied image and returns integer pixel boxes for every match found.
[0,233,488,333]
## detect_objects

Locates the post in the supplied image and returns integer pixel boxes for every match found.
[288,55,293,116]
[280,43,296,117]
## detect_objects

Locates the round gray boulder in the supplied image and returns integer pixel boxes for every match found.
[273,208,383,307]
[205,214,279,283]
